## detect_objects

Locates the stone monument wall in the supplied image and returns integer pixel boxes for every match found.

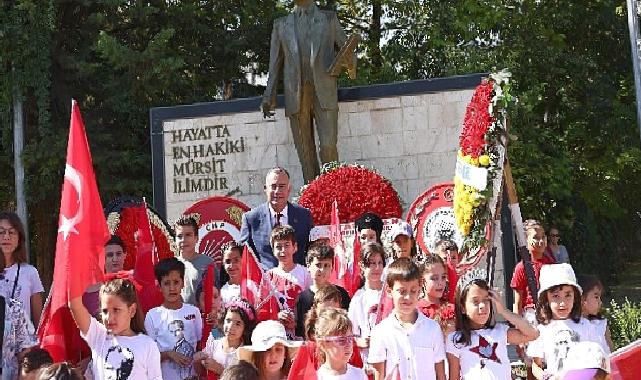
[150,73,485,222]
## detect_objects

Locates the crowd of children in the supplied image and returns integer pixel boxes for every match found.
[3,212,616,380]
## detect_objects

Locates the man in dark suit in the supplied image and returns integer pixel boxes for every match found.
[261,0,356,182]
[239,167,314,269]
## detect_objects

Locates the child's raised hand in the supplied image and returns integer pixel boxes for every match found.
[489,290,507,315]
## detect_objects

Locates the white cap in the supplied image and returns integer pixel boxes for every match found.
[538,263,582,298]
[561,341,610,380]
[389,221,413,241]
[237,320,302,362]
[309,225,331,241]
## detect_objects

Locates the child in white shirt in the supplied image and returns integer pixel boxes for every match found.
[220,241,243,305]
[577,274,614,354]
[145,257,203,380]
[194,298,256,377]
[316,308,367,380]
[527,264,600,379]
[69,278,162,380]
[347,242,385,365]
[368,258,446,380]
[446,269,539,380]
[267,225,312,335]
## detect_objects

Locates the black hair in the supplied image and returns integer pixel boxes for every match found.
[220,360,259,380]
[355,212,383,243]
[220,298,256,345]
[536,284,582,325]
[420,254,448,302]
[174,215,198,233]
[105,235,126,251]
[21,348,53,373]
[154,257,186,283]
[576,274,605,320]
[453,278,495,347]
[270,224,296,245]
[36,362,82,380]
[0,211,27,265]
[306,244,335,266]
[385,257,422,288]
[304,285,343,340]
[100,278,146,334]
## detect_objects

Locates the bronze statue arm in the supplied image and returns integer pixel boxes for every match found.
[332,13,357,79]
[262,20,284,117]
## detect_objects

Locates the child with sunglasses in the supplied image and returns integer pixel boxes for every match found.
[316,308,367,380]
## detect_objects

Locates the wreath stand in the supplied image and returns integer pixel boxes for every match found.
[484,136,539,308]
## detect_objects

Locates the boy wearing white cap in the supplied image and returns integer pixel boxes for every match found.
[526,264,599,380]
[389,221,416,260]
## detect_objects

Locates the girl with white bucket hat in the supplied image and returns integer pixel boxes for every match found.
[237,320,302,379]
[526,264,602,380]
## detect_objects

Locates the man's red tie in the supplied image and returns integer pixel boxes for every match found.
[275,213,283,227]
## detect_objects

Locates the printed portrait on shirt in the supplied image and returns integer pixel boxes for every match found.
[104,345,135,380]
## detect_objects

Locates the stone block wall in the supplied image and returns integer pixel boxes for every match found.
[151,74,483,222]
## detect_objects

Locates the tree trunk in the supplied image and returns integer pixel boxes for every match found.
[369,0,383,69]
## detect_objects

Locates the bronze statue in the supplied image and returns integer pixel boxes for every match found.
[262,0,357,182]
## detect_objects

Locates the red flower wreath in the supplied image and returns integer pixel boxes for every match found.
[459,80,495,158]
[114,207,175,270]
[298,165,402,225]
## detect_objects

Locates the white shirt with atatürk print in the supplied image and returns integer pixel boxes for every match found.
[82,317,162,380]
[144,304,203,380]
[526,318,597,375]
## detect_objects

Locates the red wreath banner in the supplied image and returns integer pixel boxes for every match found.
[107,206,176,270]
[298,164,402,225]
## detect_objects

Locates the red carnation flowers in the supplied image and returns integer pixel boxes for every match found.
[298,165,402,225]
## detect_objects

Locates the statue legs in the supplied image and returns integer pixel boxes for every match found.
[288,84,339,183]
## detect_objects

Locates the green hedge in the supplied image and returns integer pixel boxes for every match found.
[607,298,641,350]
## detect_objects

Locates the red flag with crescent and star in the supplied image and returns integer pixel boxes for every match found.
[37,100,110,362]
[132,201,164,314]
[240,244,280,322]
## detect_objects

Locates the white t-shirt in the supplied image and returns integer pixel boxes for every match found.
[589,318,611,355]
[348,287,381,363]
[526,318,597,375]
[0,263,44,321]
[221,282,241,305]
[203,336,239,370]
[144,304,203,380]
[348,288,381,337]
[446,323,511,380]
[317,364,368,380]
[82,317,162,380]
[369,312,446,380]
[269,264,312,290]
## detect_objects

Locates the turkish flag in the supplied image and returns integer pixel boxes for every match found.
[132,202,163,314]
[240,244,280,321]
[200,263,216,350]
[348,234,362,297]
[329,200,348,290]
[37,100,110,362]
[373,283,394,325]
[287,343,317,380]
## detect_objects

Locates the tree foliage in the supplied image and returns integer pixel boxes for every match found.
[0,0,639,285]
